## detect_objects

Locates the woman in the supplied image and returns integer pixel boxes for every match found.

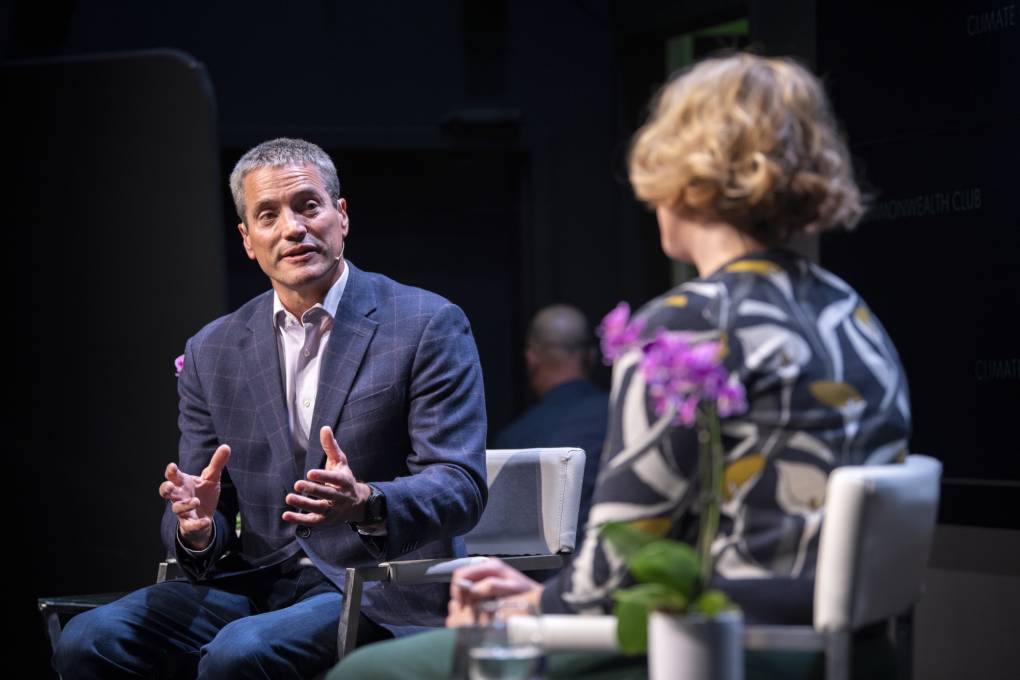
[330,52,910,679]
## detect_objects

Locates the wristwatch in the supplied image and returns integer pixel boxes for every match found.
[359,484,387,525]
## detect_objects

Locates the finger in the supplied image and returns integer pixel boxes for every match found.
[294,480,353,500]
[159,481,177,500]
[450,577,475,605]
[172,498,201,515]
[165,462,185,486]
[305,469,356,493]
[445,599,474,628]
[281,510,326,526]
[320,426,348,469]
[450,561,499,602]
[285,493,337,514]
[465,576,534,601]
[201,445,232,482]
[167,487,193,503]
[451,559,510,585]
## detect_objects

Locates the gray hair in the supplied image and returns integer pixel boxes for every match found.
[229,138,341,222]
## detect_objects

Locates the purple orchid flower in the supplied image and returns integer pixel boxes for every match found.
[639,329,747,426]
[174,354,185,378]
[597,302,645,363]
[716,374,748,417]
[599,301,748,426]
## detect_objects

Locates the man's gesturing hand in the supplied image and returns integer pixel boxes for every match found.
[159,444,231,551]
[283,426,372,526]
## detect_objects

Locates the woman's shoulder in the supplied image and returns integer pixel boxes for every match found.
[705,249,874,325]
[710,249,865,300]
[632,254,788,336]
[631,249,886,342]
[635,283,719,336]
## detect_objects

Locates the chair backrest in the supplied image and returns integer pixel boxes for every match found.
[464,448,586,556]
[814,454,942,633]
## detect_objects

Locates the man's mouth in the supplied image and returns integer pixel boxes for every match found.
[282,245,317,260]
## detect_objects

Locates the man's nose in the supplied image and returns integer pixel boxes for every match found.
[279,208,307,238]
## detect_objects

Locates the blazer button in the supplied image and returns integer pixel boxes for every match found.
[297,526,311,539]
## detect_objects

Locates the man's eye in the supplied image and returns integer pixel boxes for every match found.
[304,202,320,213]
[258,212,276,223]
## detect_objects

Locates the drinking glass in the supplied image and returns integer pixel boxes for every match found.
[466,599,545,680]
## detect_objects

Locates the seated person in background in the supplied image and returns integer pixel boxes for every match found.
[494,304,608,541]
[329,51,910,679]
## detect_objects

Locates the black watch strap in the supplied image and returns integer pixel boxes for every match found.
[361,485,387,524]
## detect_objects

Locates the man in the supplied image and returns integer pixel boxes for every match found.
[54,138,487,678]
[494,304,607,538]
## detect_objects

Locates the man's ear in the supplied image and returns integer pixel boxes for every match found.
[237,222,256,260]
[337,197,350,237]
[525,348,539,372]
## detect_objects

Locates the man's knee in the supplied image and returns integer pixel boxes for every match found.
[200,619,286,678]
[53,605,133,676]
[52,583,215,678]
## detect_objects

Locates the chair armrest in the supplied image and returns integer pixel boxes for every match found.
[508,615,619,651]
[381,556,490,584]
[500,554,570,573]
[380,554,569,585]
[507,618,828,654]
[743,624,825,651]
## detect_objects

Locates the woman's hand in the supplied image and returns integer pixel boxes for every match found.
[445,558,544,627]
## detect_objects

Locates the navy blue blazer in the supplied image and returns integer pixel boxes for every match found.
[160,262,488,631]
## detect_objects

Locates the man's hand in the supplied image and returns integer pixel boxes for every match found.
[159,444,231,551]
[446,558,544,627]
[282,426,372,526]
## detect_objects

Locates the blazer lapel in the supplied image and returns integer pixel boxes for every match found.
[305,262,379,473]
[243,293,302,494]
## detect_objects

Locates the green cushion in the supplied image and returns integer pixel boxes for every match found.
[328,625,896,680]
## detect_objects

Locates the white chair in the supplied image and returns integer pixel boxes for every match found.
[506,455,942,680]
[336,447,587,658]
[743,454,941,679]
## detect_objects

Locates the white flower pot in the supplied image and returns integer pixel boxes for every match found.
[648,610,744,680]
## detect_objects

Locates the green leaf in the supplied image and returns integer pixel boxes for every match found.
[627,540,701,599]
[613,595,650,654]
[612,583,689,654]
[613,582,688,610]
[600,521,659,560]
[690,589,734,617]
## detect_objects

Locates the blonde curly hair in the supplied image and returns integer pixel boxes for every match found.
[629,53,863,244]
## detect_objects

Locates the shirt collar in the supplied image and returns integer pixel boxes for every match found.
[272,260,350,327]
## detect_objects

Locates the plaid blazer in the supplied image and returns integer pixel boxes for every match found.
[160,262,488,632]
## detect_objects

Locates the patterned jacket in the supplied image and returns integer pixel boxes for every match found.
[541,249,911,624]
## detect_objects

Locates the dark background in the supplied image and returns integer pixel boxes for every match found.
[5,0,1018,676]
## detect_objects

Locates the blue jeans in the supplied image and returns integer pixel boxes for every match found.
[53,559,383,679]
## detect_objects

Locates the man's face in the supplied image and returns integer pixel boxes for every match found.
[237,163,349,297]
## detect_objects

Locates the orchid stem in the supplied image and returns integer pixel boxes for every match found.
[696,403,722,590]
